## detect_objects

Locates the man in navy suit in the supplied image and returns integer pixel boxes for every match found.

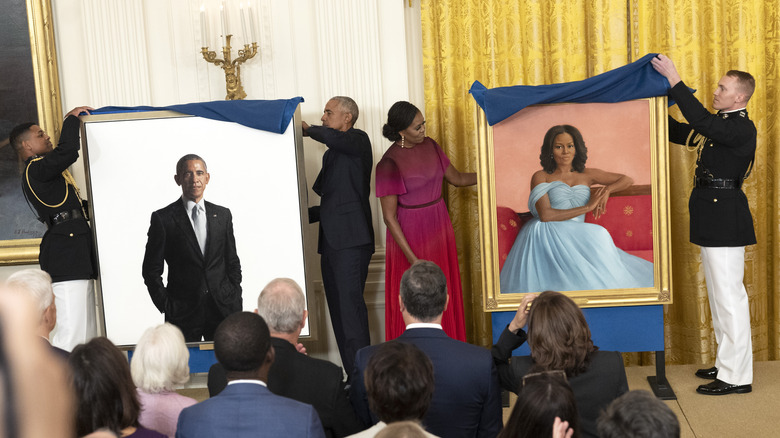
[142,154,242,342]
[303,96,374,376]
[176,311,325,438]
[351,261,502,438]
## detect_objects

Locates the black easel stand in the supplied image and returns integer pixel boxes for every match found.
[647,350,676,400]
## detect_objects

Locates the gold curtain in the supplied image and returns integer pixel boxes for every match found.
[421,0,780,363]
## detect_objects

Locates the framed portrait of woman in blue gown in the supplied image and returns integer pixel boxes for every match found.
[476,97,673,311]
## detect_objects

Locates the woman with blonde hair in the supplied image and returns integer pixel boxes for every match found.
[131,323,196,438]
[492,292,627,438]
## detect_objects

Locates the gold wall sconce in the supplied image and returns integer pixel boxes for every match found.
[200,2,258,100]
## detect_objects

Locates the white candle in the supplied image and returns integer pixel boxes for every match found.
[200,5,207,47]
[220,2,227,46]
[248,1,257,43]
[240,3,248,44]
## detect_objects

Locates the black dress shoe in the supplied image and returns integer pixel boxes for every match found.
[695,366,718,379]
[696,379,752,395]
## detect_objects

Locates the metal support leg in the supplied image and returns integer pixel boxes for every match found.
[647,350,677,400]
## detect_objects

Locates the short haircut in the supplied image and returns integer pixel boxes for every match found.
[726,70,755,101]
[597,390,680,438]
[5,268,53,315]
[257,278,305,334]
[382,101,420,142]
[364,341,434,423]
[69,337,140,437]
[214,311,271,372]
[539,125,588,173]
[527,291,596,377]
[498,372,580,438]
[375,421,428,438]
[399,260,447,322]
[331,96,359,125]
[130,323,190,393]
[176,154,207,175]
[8,122,35,154]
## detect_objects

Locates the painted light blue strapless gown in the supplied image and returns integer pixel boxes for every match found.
[499,181,654,293]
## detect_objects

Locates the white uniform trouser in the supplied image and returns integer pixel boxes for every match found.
[700,246,753,385]
[50,279,97,352]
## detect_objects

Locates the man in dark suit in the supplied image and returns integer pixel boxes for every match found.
[351,261,502,438]
[9,106,97,352]
[302,96,374,376]
[207,278,362,437]
[176,312,325,438]
[142,154,242,342]
[4,268,69,360]
[653,55,756,396]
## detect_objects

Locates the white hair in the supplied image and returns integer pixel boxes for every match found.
[5,269,53,315]
[131,323,190,393]
[257,278,305,334]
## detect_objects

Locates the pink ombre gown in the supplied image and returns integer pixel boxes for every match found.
[376,137,466,341]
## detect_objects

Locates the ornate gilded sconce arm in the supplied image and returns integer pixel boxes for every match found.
[201,34,258,100]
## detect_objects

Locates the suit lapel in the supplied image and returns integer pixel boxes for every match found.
[204,201,220,260]
[172,200,204,261]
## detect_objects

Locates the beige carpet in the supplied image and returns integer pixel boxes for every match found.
[182,361,780,437]
[626,361,779,438]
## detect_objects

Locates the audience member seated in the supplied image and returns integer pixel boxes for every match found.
[347,342,437,438]
[131,323,196,438]
[208,278,361,437]
[69,337,165,437]
[492,292,628,438]
[374,421,431,438]
[498,371,579,438]
[597,390,680,438]
[351,260,502,438]
[176,312,325,438]
[5,268,68,359]
[0,282,75,437]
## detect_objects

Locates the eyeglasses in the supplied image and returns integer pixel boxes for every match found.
[521,369,568,387]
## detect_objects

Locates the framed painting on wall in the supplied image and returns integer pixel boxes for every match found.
[0,0,63,265]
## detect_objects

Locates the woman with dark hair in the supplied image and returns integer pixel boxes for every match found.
[377,101,476,341]
[498,371,579,438]
[348,341,438,437]
[492,292,628,438]
[69,337,165,438]
[499,124,653,293]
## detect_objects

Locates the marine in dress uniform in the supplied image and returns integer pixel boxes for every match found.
[9,107,97,352]
[653,54,756,395]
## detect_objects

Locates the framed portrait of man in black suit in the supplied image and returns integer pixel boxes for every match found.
[80,108,313,346]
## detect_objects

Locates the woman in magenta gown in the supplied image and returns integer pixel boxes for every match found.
[376,101,477,341]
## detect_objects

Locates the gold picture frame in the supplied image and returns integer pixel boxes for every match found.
[478,97,673,311]
[0,0,62,265]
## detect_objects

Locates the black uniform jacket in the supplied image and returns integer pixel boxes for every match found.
[23,115,96,282]
[668,81,757,247]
